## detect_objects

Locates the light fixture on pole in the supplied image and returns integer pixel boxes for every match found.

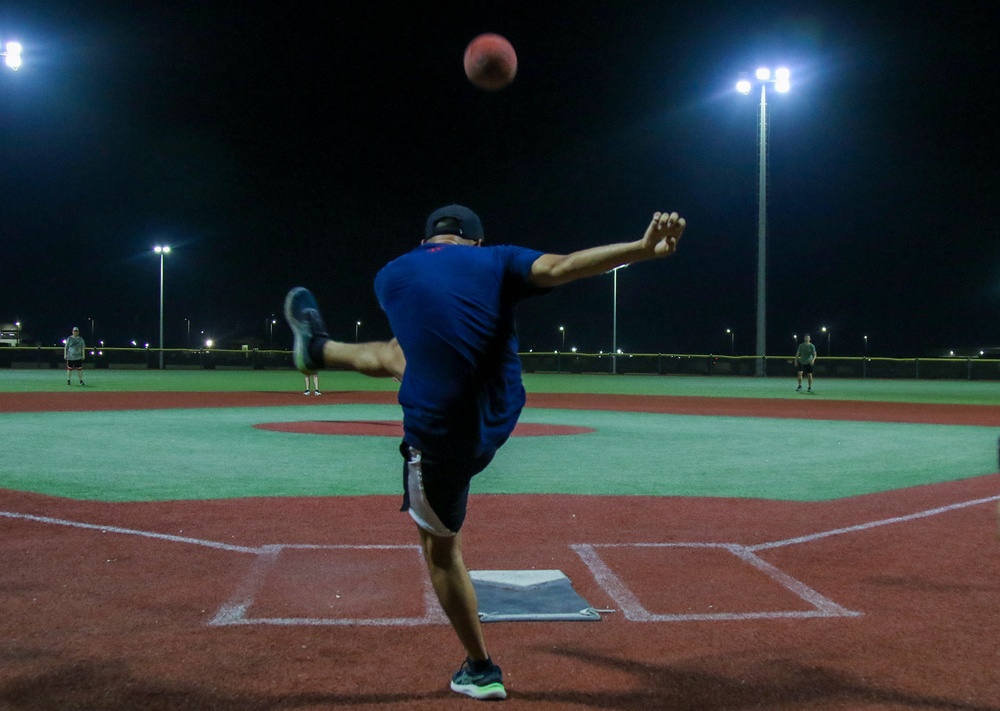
[15,321,20,346]
[153,245,171,369]
[269,317,276,348]
[559,325,565,351]
[821,326,831,356]
[737,66,790,376]
[2,41,22,71]
[726,328,734,355]
[355,321,362,342]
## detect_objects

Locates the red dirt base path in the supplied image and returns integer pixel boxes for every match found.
[1,390,999,710]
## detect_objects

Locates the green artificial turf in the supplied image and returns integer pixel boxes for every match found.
[1,404,994,502]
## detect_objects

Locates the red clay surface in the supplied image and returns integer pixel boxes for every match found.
[253,420,596,437]
[2,390,999,710]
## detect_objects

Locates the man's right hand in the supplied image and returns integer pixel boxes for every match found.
[640,211,686,257]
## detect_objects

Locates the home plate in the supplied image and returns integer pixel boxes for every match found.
[470,570,602,622]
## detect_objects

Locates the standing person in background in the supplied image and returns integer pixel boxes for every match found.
[303,371,320,396]
[795,333,817,393]
[64,327,86,386]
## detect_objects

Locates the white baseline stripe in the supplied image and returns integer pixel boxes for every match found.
[0,510,260,555]
[750,494,1000,552]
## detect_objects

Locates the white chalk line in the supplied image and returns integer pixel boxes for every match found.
[0,510,259,554]
[208,543,448,627]
[749,494,1000,551]
[572,542,861,622]
[572,493,1000,623]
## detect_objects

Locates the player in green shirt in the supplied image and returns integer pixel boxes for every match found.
[795,334,817,393]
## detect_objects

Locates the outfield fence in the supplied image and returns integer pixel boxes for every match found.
[2,347,999,381]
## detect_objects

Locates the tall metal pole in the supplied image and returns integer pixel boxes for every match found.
[158,252,165,370]
[612,268,619,374]
[755,84,768,377]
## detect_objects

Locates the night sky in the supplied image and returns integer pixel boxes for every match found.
[1,1,997,358]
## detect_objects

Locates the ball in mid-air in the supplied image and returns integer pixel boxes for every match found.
[463,33,517,91]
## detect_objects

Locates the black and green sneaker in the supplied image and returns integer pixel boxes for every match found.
[450,657,507,700]
[283,287,330,374]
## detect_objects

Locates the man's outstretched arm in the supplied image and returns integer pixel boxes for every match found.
[529,211,685,288]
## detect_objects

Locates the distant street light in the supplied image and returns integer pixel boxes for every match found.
[184,318,191,348]
[2,41,22,71]
[269,317,276,348]
[15,321,20,346]
[153,245,171,369]
[821,326,831,356]
[863,335,868,357]
[355,320,362,342]
[726,328,735,355]
[559,325,566,351]
[738,66,791,376]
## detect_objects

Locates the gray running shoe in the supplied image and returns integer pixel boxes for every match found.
[283,287,330,374]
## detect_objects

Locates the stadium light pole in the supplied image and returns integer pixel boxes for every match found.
[737,66,790,377]
[726,328,735,355]
[610,265,630,374]
[154,245,171,369]
[559,325,566,351]
[355,320,362,342]
[821,325,831,356]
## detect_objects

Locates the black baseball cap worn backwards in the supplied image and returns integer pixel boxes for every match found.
[425,204,484,242]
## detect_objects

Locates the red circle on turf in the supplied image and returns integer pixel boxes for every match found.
[253,420,594,437]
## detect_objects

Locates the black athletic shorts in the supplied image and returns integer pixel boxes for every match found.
[66,359,84,370]
[798,362,813,374]
[399,441,494,535]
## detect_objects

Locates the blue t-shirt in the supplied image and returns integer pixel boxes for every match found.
[375,242,547,461]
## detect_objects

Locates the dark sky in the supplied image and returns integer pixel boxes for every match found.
[1,0,997,357]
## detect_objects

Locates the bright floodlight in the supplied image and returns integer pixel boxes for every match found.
[755,67,770,81]
[736,79,752,95]
[775,67,791,93]
[4,41,21,70]
[154,245,171,254]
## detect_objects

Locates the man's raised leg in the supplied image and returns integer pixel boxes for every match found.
[284,286,405,379]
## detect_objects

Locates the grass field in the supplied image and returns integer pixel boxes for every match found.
[2,369,997,504]
[3,367,1000,404]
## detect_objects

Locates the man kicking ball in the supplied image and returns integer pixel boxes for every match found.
[284,205,686,699]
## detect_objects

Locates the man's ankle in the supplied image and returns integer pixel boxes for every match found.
[308,337,330,368]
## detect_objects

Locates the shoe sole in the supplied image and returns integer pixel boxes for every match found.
[450,681,507,700]
[283,287,318,374]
